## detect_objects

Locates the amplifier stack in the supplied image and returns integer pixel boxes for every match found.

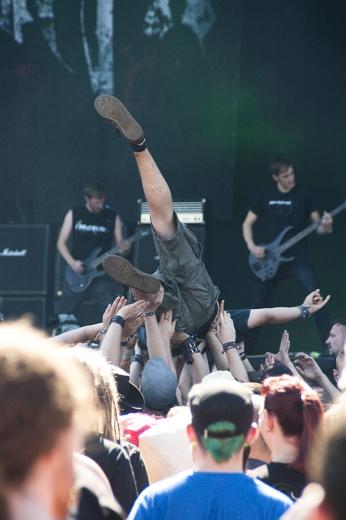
[133,199,207,273]
[0,225,51,327]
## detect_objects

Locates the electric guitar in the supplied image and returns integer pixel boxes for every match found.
[248,200,346,281]
[65,229,150,293]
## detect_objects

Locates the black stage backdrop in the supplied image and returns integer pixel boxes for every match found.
[0,0,345,351]
[0,0,241,223]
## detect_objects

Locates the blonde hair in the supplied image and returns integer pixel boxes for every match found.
[67,346,122,442]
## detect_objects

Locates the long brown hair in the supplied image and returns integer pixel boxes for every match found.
[262,375,323,473]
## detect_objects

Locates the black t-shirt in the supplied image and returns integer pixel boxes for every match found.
[249,184,316,248]
[84,436,148,516]
[250,462,307,501]
[71,206,116,260]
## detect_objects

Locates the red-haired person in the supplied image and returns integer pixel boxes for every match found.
[250,375,323,501]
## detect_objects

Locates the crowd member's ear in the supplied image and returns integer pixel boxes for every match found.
[262,409,274,432]
[245,422,259,447]
[186,424,197,442]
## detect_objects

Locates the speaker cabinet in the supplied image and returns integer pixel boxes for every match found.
[1,297,47,328]
[0,225,50,294]
[133,225,206,274]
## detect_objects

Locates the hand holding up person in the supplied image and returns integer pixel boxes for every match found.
[158,310,177,343]
[102,296,127,330]
[217,307,236,345]
[116,299,150,321]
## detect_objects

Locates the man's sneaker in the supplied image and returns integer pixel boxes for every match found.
[94,94,144,145]
[103,255,161,294]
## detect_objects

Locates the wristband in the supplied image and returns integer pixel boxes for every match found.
[144,311,156,317]
[120,340,128,347]
[182,336,201,365]
[111,315,125,328]
[222,341,238,352]
[298,305,311,319]
[100,329,108,335]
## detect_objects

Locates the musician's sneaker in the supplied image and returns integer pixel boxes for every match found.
[94,94,145,146]
[103,255,161,294]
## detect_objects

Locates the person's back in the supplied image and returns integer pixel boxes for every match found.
[128,380,292,520]
[129,469,291,520]
[252,461,307,501]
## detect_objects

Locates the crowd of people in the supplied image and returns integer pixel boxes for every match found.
[0,96,345,520]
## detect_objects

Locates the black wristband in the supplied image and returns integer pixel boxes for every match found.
[144,311,156,317]
[222,341,238,352]
[182,336,201,365]
[111,315,125,328]
[298,305,311,319]
[120,340,128,347]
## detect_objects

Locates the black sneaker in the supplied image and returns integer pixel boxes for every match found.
[103,255,161,294]
[94,94,144,145]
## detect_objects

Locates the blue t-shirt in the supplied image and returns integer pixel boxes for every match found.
[128,470,292,520]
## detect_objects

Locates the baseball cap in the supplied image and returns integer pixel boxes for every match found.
[189,380,254,442]
[141,357,177,412]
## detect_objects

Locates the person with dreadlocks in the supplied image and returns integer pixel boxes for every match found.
[128,380,292,520]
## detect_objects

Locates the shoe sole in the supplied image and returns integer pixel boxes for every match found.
[103,255,161,294]
[94,94,144,144]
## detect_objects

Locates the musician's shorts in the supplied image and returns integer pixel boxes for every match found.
[151,213,219,335]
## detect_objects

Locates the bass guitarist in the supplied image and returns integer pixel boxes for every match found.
[242,157,333,348]
[57,180,130,319]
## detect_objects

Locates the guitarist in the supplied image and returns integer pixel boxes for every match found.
[242,157,333,348]
[57,180,130,319]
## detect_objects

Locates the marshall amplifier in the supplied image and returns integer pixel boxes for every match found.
[0,225,50,295]
[133,226,160,274]
[1,296,47,328]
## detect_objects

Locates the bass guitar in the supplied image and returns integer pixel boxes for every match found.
[249,200,346,281]
[65,229,150,293]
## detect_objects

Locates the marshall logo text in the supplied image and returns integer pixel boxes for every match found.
[0,248,28,257]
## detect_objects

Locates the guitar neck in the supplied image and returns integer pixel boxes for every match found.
[90,231,148,269]
[91,245,124,269]
[279,203,345,254]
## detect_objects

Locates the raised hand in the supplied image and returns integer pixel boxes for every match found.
[102,296,127,329]
[217,310,236,345]
[303,289,331,315]
[264,351,276,368]
[158,309,177,341]
[117,299,149,321]
[122,315,145,341]
[275,329,291,366]
[294,353,324,383]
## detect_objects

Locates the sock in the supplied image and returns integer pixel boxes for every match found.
[130,138,146,153]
